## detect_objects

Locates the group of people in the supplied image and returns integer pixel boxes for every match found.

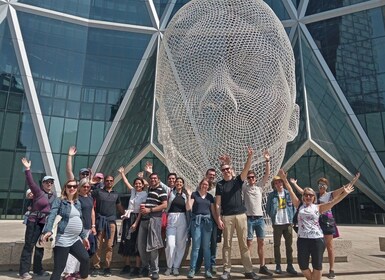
[18,145,360,280]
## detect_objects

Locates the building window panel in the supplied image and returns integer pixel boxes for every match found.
[48,117,65,153]
[1,113,20,149]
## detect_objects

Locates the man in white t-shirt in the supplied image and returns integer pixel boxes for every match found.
[242,150,272,276]
[266,176,298,275]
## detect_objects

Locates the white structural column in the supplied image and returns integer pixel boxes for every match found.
[7,6,61,194]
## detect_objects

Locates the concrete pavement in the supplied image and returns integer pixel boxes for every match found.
[0,224,384,279]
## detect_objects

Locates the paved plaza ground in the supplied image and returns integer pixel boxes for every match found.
[0,224,384,279]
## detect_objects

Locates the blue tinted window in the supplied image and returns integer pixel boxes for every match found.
[19,0,153,26]
[306,0,371,15]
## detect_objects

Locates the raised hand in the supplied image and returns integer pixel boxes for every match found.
[219,154,231,165]
[247,147,254,157]
[118,166,124,174]
[137,171,144,179]
[289,178,297,184]
[278,169,287,180]
[21,158,31,170]
[343,183,355,194]
[263,149,270,161]
[68,146,77,156]
[351,172,360,185]
[144,161,153,174]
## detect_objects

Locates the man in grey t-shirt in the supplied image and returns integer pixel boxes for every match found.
[242,150,272,276]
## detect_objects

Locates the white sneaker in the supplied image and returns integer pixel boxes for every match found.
[20,272,33,279]
[173,268,180,276]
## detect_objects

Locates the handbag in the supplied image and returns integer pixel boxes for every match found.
[36,214,62,249]
[319,213,336,235]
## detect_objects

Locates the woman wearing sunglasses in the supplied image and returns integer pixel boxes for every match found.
[290,173,360,279]
[279,169,358,280]
[63,178,96,279]
[42,179,90,280]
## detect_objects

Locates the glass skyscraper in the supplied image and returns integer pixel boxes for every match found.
[0,0,384,223]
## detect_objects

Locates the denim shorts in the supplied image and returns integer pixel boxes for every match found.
[247,216,265,240]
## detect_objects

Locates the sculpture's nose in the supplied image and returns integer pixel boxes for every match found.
[198,66,239,113]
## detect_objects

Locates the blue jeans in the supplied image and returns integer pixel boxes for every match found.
[196,222,217,270]
[247,216,265,240]
[190,217,213,271]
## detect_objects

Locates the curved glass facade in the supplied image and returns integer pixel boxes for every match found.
[1,0,385,223]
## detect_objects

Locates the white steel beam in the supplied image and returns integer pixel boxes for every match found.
[7,6,61,194]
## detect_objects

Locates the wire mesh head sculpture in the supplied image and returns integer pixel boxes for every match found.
[156,0,299,189]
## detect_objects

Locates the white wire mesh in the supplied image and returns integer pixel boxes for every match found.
[156,0,299,194]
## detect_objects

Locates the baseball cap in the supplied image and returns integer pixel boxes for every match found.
[79,168,89,174]
[95,173,104,179]
[26,189,32,197]
[42,175,55,182]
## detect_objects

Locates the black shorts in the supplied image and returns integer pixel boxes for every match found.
[297,238,325,271]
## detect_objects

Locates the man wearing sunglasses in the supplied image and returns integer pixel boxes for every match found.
[215,148,261,280]
[91,175,125,277]
[242,150,273,276]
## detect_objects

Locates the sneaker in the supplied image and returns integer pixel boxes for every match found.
[151,272,159,279]
[141,268,150,277]
[187,269,195,279]
[130,267,140,276]
[275,264,282,274]
[220,271,231,280]
[164,268,172,276]
[34,271,50,276]
[90,269,100,277]
[173,268,180,276]
[20,273,33,280]
[328,270,336,279]
[259,265,273,276]
[205,270,213,278]
[244,271,261,280]
[120,265,131,275]
[103,268,112,277]
[286,264,298,275]
[211,266,217,275]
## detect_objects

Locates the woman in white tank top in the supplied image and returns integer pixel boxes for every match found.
[277,169,358,280]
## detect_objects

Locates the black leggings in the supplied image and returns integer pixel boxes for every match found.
[297,238,325,271]
[50,240,89,280]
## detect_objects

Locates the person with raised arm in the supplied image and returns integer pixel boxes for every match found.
[66,146,91,181]
[279,169,358,280]
[290,172,360,279]
[243,150,273,276]
[19,158,56,279]
[215,147,261,280]
[118,167,147,276]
